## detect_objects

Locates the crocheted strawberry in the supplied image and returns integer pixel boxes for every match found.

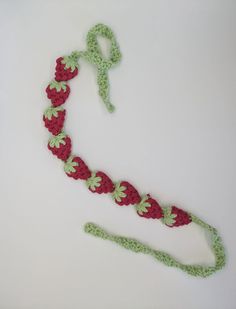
[48,132,71,161]
[112,181,141,206]
[135,194,163,219]
[162,206,191,227]
[64,156,91,180]
[43,106,65,136]
[55,55,79,81]
[46,80,70,107]
[86,171,114,194]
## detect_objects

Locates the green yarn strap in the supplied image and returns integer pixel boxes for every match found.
[73,24,121,112]
[84,213,226,277]
[57,24,226,277]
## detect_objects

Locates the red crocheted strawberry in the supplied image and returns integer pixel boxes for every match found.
[135,194,163,219]
[55,54,79,81]
[112,181,141,206]
[48,132,71,161]
[86,171,114,194]
[64,156,91,180]
[46,80,70,107]
[162,206,191,227]
[43,106,65,136]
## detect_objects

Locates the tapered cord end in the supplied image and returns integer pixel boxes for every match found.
[84,222,110,240]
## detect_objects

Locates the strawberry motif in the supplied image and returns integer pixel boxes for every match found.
[161,206,192,227]
[86,171,114,194]
[135,194,163,219]
[48,132,72,161]
[46,80,70,107]
[112,181,141,206]
[43,106,65,136]
[64,156,91,180]
[55,55,79,81]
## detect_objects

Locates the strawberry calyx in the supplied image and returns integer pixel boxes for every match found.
[64,156,78,174]
[49,80,67,92]
[86,172,102,191]
[44,106,64,120]
[49,132,66,148]
[161,207,177,226]
[112,182,127,202]
[135,195,151,215]
[61,54,79,72]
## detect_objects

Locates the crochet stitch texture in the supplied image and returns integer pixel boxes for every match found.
[43,23,226,277]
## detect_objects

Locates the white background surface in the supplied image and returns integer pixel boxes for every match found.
[1,0,236,308]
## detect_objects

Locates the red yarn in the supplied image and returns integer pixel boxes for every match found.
[48,136,72,161]
[138,194,163,219]
[55,57,78,82]
[66,156,91,180]
[43,109,65,136]
[89,171,114,194]
[116,181,141,206]
[44,53,192,230]
[46,83,70,107]
[171,206,192,227]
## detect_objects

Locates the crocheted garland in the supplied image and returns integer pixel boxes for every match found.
[43,24,226,277]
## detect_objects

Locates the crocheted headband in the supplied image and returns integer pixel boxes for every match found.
[43,23,226,277]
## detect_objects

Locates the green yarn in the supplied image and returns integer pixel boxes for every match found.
[61,54,80,72]
[84,213,226,277]
[59,23,226,277]
[49,80,67,92]
[64,156,78,174]
[135,195,152,215]
[161,207,177,226]
[72,24,121,112]
[44,106,63,120]
[86,172,102,190]
[49,132,66,148]
[112,182,127,202]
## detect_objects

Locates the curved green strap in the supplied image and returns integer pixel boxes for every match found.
[73,24,122,112]
[71,24,226,277]
[84,213,226,277]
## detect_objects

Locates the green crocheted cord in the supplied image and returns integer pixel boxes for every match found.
[63,23,226,277]
[84,213,226,278]
[71,23,122,112]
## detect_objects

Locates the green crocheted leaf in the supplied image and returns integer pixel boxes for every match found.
[49,132,66,148]
[112,183,127,202]
[49,80,67,92]
[61,83,67,91]
[64,156,78,173]
[135,195,151,215]
[86,172,102,191]
[161,207,177,226]
[44,106,63,120]
[62,56,79,72]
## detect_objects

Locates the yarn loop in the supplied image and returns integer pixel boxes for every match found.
[73,24,121,112]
